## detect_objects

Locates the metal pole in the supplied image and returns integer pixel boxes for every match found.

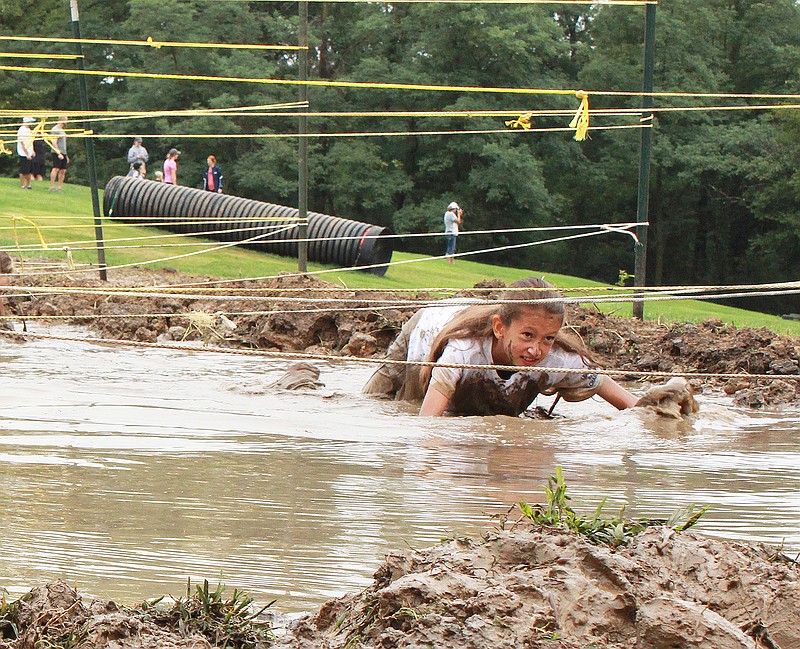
[633,3,656,319]
[297,1,309,272]
[70,0,107,281]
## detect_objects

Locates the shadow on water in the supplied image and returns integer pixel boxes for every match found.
[1,327,799,611]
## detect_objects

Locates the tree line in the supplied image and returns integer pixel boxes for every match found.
[2,0,799,313]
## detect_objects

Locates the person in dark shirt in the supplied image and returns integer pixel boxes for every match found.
[202,155,224,193]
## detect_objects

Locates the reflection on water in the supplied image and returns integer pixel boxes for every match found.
[2,329,799,612]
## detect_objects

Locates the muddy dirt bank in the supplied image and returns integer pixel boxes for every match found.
[4,266,800,406]
[1,522,797,649]
[282,523,800,649]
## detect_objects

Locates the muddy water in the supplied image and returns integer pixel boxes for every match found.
[2,329,799,612]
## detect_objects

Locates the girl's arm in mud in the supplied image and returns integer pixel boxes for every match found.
[419,386,450,417]
[419,376,640,417]
[596,377,640,410]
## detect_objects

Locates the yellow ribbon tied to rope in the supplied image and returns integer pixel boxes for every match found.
[0,139,11,155]
[569,90,590,141]
[63,246,75,270]
[10,216,48,251]
[146,36,163,49]
[504,113,533,130]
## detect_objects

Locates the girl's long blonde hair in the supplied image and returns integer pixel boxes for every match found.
[419,277,593,389]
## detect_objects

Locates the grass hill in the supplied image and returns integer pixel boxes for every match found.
[2,177,798,335]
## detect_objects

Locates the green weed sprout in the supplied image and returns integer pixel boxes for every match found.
[518,466,709,547]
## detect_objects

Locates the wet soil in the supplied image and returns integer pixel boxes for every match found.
[2,522,798,649]
[5,266,800,407]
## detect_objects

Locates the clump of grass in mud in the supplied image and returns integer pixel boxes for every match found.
[518,466,709,547]
[138,579,276,649]
[0,590,18,640]
[0,586,87,649]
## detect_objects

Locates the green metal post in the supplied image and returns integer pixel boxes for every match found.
[70,0,107,281]
[633,3,656,319]
[297,1,309,273]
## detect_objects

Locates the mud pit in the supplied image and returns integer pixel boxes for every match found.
[2,267,800,648]
[6,266,800,407]
[2,523,798,649]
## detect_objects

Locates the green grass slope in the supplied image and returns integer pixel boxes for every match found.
[2,177,798,335]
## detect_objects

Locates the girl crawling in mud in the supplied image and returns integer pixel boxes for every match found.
[364,277,695,417]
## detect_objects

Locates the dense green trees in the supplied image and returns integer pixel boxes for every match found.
[2,0,800,311]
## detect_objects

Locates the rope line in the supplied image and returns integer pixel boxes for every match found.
[9,64,800,102]
[0,123,649,148]
[0,35,305,51]
[1,224,630,279]
[3,221,643,251]
[3,280,797,296]
[146,225,641,285]
[0,52,81,59]
[2,329,795,385]
[1,224,299,278]
[3,283,798,308]
[5,104,800,128]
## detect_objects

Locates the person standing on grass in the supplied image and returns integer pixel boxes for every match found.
[17,117,36,190]
[443,201,463,263]
[202,155,224,193]
[32,130,47,182]
[163,148,180,185]
[127,136,149,176]
[49,116,69,192]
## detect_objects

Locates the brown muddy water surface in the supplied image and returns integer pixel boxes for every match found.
[2,326,800,614]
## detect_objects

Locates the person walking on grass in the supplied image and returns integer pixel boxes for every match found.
[163,148,180,185]
[444,201,463,263]
[49,116,69,192]
[16,117,36,190]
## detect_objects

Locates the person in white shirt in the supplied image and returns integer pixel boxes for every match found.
[16,117,36,189]
[443,201,463,263]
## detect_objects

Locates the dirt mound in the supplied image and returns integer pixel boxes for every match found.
[5,268,800,406]
[280,525,800,649]
[1,525,797,649]
[0,581,212,649]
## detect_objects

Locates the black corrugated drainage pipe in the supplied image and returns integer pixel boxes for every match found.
[102,176,394,276]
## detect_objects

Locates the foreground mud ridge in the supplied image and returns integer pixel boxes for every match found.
[1,523,798,649]
[4,268,800,407]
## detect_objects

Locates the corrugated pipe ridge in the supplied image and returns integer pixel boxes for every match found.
[102,176,393,276]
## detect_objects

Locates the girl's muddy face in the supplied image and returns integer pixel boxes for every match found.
[491,307,563,368]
